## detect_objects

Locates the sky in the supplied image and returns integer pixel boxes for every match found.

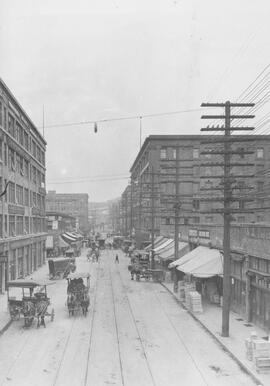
[0,0,270,201]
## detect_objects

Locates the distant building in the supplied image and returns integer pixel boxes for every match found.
[46,211,76,256]
[46,191,89,233]
[0,78,47,292]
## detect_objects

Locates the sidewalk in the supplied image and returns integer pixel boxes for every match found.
[162,281,269,386]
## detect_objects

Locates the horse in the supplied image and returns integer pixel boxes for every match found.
[35,299,49,328]
[80,291,90,316]
[67,293,77,316]
[23,300,35,327]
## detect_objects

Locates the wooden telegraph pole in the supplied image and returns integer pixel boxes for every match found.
[201,101,255,337]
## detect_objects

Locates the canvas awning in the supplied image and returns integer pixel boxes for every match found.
[158,242,189,261]
[61,233,77,242]
[144,236,165,251]
[153,239,174,253]
[59,236,70,248]
[65,232,78,240]
[173,246,223,278]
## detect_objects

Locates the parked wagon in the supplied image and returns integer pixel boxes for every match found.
[66,272,90,316]
[7,279,55,328]
[48,257,76,279]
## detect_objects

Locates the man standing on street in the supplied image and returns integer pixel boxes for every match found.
[115,254,119,264]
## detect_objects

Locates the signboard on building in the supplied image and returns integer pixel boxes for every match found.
[189,229,198,237]
[52,220,58,230]
[198,230,210,239]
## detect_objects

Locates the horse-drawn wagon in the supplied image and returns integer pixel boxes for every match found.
[48,257,76,279]
[7,279,55,328]
[66,272,90,316]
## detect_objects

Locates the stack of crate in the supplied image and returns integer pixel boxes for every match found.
[252,340,270,373]
[184,283,196,307]
[188,291,203,313]
[245,331,258,361]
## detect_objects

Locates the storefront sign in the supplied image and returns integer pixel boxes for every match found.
[189,229,198,237]
[198,230,210,239]
[8,204,25,215]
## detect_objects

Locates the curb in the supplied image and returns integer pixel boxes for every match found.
[0,319,12,337]
[161,282,264,386]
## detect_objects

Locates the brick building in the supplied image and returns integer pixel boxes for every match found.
[0,79,47,292]
[126,135,270,247]
[46,191,89,233]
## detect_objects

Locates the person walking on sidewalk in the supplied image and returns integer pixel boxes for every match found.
[115,254,119,264]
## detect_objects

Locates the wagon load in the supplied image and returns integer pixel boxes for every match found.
[48,257,76,279]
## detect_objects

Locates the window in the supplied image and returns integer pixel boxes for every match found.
[237,216,245,223]
[0,140,2,161]
[3,107,7,129]
[257,148,264,159]
[16,185,23,205]
[17,247,24,277]
[24,217,29,234]
[24,131,29,150]
[24,159,29,178]
[4,144,7,165]
[24,188,29,206]
[16,216,24,235]
[205,149,211,159]
[4,215,8,236]
[8,182,15,203]
[9,215,15,236]
[32,192,37,206]
[193,217,200,224]
[205,216,213,223]
[32,166,36,183]
[239,200,245,210]
[0,101,2,126]
[16,153,21,173]
[257,215,264,222]
[32,141,37,158]
[258,181,264,192]
[172,148,177,160]
[193,199,200,210]
[239,148,245,159]
[193,148,199,159]
[165,217,171,225]
[9,148,15,170]
[8,114,15,137]
[160,148,167,160]
[205,167,211,176]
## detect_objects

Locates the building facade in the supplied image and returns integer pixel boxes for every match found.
[46,211,76,256]
[0,79,47,292]
[46,191,89,233]
[125,135,270,247]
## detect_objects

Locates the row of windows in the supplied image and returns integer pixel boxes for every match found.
[0,179,45,210]
[0,101,45,165]
[0,140,45,185]
[160,147,265,160]
[0,215,46,238]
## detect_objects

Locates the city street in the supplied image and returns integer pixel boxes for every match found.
[0,248,257,386]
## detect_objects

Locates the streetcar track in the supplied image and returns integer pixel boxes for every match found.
[153,290,209,386]
[83,257,101,386]
[108,256,125,386]
[114,255,156,386]
[0,327,33,385]
[53,257,100,386]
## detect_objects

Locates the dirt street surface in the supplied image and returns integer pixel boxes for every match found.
[0,249,257,386]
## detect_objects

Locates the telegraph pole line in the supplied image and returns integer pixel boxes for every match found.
[151,166,155,269]
[201,100,255,338]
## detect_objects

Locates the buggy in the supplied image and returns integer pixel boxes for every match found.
[48,257,76,279]
[66,272,90,316]
[7,279,55,328]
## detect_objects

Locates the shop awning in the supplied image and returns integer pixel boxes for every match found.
[144,236,165,251]
[65,232,78,240]
[159,242,189,261]
[153,239,174,253]
[61,233,77,242]
[59,236,70,248]
[174,246,223,278]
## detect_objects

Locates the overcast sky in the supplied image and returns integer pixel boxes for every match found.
[1,0,269,201]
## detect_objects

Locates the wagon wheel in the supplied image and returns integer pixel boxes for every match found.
[51,308,55,322]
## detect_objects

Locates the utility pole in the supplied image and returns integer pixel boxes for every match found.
[130,181,133,238]
[150,166,155,269]
[174,147,180,262]
[201,101,255,337]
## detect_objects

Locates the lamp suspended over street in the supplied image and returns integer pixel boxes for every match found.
[94,122,98,133]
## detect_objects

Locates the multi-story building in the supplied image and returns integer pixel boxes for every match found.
[46,191,89,233]
[0,79,47,292]
[46,211,76,256]
[126,134,270,246]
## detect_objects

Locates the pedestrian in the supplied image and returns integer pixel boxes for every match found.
[115,254,119,264]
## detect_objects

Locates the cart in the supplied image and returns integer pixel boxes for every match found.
[66,272,90,316]
[48,257,76,279]
[7,279,55,328]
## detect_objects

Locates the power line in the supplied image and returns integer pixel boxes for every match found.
[41,108,202,129]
